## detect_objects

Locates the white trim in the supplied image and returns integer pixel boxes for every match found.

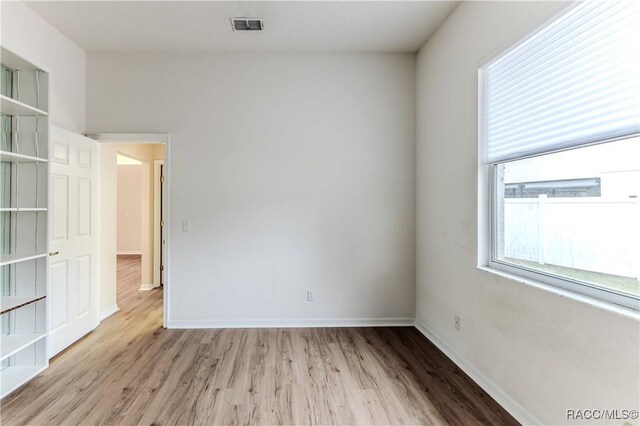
[487,258,639,311]
[162,138,170,328]
[98,305,119,322]
[478,266,640,320]
[168,317,414,329]
[413,318,541,426]
[139,283,154,292]
[477,67,491,268]
[86,133,170,144]
[117,251,141,256]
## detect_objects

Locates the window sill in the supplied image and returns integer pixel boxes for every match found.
[476,265,640,321]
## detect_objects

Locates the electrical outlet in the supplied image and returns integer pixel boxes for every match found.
[182,221,191,233]
[454,315,461,331]
[306,290,315,301]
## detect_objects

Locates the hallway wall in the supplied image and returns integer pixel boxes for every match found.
[117,164,143,254]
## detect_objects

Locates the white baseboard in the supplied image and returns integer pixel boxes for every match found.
[413,318,540,426]
[117,251,141,255]
[98,304,119,322]
[168,317,414,329]
[139,283,154,291]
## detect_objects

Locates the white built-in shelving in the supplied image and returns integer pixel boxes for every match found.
[1,365,47,397]
[0,95,48,117]
[0,295,46,314]
[1,46,49,399]
[0,208,47,212]
[0,151,47,163]
[0,333,46,361]
[0,252,48,267]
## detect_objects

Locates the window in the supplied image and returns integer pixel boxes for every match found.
[480,0,640,309]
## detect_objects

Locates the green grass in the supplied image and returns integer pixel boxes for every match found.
[504,258,640,296]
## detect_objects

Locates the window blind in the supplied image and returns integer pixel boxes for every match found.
[484,0,640,164]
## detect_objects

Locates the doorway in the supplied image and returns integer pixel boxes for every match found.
[89,133,170,327]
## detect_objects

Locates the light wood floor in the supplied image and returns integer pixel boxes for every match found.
[1,255,517,425]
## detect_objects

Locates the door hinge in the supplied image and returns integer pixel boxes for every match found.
[160,265,164,271]
[161,220,165,227]
[160,176,165,182]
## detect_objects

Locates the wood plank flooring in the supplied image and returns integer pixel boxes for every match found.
[1,255,518,425]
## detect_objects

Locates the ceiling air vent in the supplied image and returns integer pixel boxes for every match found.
[231,18,264,31]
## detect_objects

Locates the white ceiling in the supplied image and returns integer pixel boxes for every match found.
[25,1,459,53]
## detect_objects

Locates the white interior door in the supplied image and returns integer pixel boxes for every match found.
[48,126,99,357]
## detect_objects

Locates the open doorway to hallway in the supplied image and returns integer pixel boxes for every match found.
[91,134,169,327]
[113,144,164,307]
[115,148,164,299]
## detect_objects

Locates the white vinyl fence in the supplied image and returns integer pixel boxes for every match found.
[504,196,640,279]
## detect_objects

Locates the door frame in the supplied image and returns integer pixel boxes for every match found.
[87,133,171,328]
[153,159,164,289]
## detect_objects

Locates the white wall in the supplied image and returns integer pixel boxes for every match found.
[415,2,640,425]
[0,1,86,133]
[117,165,142,254]
[88,53,416,326]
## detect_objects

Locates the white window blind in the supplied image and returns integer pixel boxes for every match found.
[484,0,640,164]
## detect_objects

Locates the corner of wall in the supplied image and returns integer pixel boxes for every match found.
[413,318,540,425]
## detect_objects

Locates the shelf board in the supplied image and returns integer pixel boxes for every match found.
[1,47,44,72]
[0,208,47,212]
[0,151,48,163]
[1,365,47,398]
[0,295,46,315]
[0,252,47,266]
[0,95,47,116]
[0,333,46,362]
